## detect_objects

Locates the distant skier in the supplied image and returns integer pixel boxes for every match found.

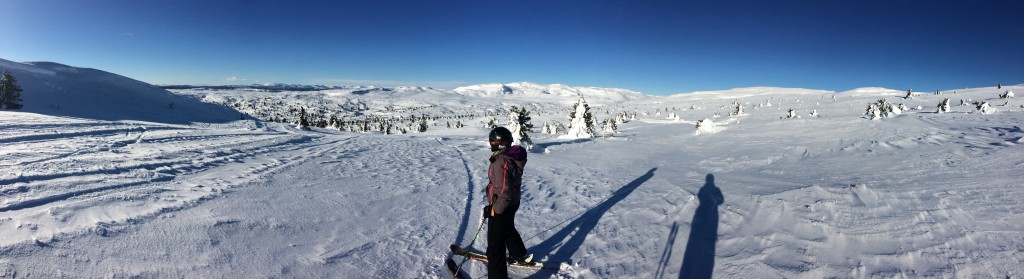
[483,127,532,278]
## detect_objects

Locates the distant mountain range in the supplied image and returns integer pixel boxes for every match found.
[10,58,1004,125]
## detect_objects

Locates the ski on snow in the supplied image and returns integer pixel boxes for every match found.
[445,258,468,279]
[447,244,558,270]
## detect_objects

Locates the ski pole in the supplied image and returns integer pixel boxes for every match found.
[453,194,497,275]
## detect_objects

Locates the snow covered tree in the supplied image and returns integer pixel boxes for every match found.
[484,117,497,128]
[733,103,744,116]
[879,99,893,114]
[543,121,563,135]
[695,118,716,135]
[786,108,797,119]
[565,97,595,138]
[1000,90,1014,99]
[0,71,24,109]
[417,117,428,132]
[977,101,997,114]
[904,89,913,99]
[866,103,881,120]
[667,112,680,121]
[891,102,904,115]
[507,106,534,150]
[602,119,617,138]
[937,98,951,113]
[866,99,901,119]
[296,107,310,129]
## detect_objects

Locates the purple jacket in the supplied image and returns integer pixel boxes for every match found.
[487,145,527,215]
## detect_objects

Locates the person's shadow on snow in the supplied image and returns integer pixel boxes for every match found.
[522,168,656,279]
[679,174,723,279]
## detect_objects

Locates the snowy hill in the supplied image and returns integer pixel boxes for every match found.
[454,82,649,105]
[2,60,1024,278]
[0,58,240,124]
[665,87,833,100]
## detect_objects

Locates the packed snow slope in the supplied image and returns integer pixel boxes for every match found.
[0,58,240,124]
[1,62,1023,277]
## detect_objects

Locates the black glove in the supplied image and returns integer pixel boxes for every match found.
[482,205,494,219]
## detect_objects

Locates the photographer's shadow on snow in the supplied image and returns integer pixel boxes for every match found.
[679,174,724,279]
[523,168,656,278]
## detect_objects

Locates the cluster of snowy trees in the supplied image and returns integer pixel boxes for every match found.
[523,97,624,139]
[866,99,907,120]
[0,71,23,109]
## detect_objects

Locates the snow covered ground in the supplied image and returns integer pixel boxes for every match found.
[1,59,1023,278]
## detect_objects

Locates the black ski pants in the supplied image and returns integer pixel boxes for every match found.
[487,208,527,279]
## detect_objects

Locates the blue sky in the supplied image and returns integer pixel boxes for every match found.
[4,0,1023,95]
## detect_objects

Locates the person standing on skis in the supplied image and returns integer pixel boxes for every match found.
[483,127,532,278]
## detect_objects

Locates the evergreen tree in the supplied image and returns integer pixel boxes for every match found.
[507,106,534,150]
[417,118,428,132]
[602,119,617,138]
[937,98,951,113]
[977,101,997,114]
[0,71,24,109]
[566,97,595,138]
[866,99,901,119]
[296,107,310,129]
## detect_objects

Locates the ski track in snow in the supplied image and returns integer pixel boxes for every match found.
[1,86,1024,278]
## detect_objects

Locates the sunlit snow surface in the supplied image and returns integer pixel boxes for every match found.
[1,60,1022,278]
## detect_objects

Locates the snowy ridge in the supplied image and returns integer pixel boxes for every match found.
[664,87,834,101]
[0,58,240,124]
[840,87,906,97]
[454,82,649,105]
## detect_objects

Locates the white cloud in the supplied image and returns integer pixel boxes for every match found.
[226,76,248,82]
